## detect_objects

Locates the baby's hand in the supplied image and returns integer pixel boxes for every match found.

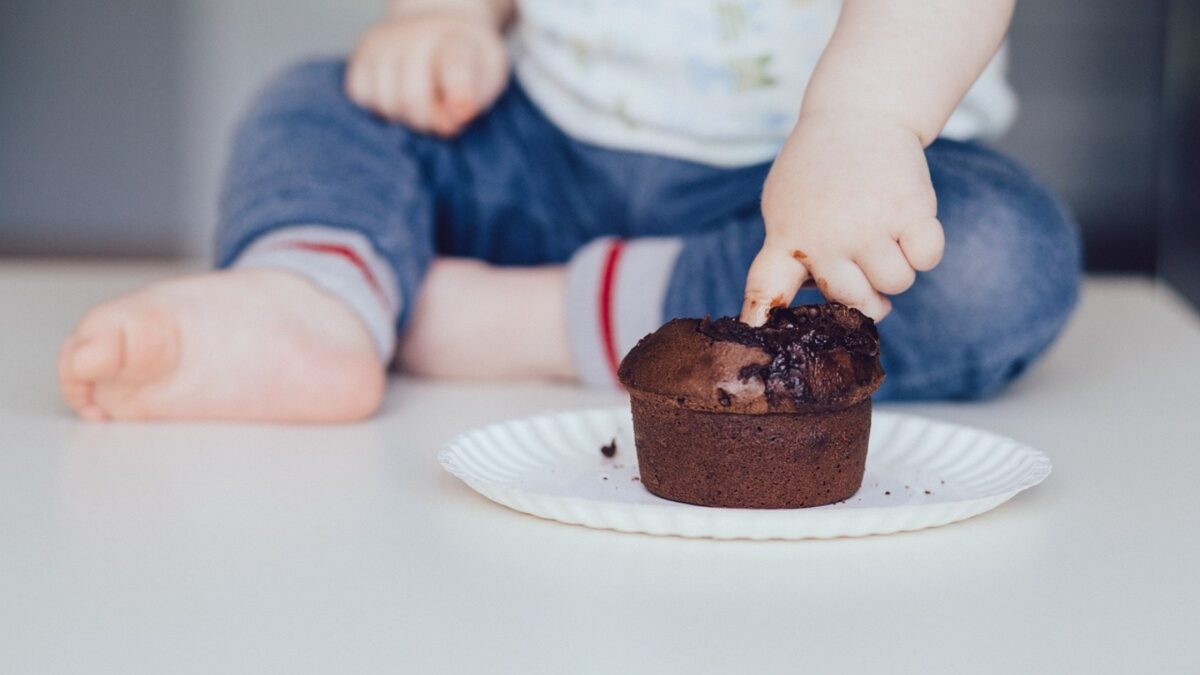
[741,112,945,325]
[346,7,509,137]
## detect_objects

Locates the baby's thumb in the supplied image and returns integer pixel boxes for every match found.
[739,247,809,327]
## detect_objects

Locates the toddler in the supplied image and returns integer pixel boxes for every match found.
[57,0,1080,422]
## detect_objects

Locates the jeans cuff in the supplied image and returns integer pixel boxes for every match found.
[232,225,401,362]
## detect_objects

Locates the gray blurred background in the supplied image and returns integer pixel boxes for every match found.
[1,0,1197,303]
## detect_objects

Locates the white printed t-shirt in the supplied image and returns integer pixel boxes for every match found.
[511,0,1016,167]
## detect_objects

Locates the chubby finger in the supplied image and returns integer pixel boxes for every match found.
[740,246,810,326]
[811,259,892,321]
[475,36,510,104]
[435,38,481,123]
[480,37,508,92]
[899,217,945,272]
[855,239,917,295]
[398,51,436,130]
[372,54,410,121]
[344,56,376,108]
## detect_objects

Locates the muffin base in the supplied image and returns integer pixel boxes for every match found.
[630,394,871,509]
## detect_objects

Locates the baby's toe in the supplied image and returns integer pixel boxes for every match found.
[59,379,93,410]
[110,309,179,383]
[57,333,106,420]
[58,303,182,421]
[67,305,179,386]
[77,405,109,422]
[68,330,124,382]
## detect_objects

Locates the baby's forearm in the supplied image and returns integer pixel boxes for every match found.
[387,0,514,27]
[802,0,1015,146]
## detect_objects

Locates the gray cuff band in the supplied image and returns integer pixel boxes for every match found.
[232,225,401,362]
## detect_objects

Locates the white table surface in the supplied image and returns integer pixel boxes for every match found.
[1,260,1198,674]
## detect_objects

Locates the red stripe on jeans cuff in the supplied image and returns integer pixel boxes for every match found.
[599,240,625,384]
[276,241,391,311]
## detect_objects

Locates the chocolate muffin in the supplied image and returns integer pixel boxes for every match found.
[618,304,884,509]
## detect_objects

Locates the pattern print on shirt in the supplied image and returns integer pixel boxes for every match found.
[729,53,778,91]
[715,2,750,41]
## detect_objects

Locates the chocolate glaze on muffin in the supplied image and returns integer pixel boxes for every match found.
[618,304,884,509]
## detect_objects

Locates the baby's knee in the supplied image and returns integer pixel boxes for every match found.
[919,180,1081,398]
[942,149,1080,305]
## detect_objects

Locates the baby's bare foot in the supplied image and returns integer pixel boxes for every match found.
[399,259,575,381]
[57,268,384,422]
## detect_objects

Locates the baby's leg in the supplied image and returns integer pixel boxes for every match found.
[649,140,1082,400]
[59,60,438,421]
[396,258,575,380]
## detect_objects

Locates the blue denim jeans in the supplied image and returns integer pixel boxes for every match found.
[217,60,1082,401]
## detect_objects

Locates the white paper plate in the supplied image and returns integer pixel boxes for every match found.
[439,408,1051,540]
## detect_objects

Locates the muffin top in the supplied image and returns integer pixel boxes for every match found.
[617,304,885,414]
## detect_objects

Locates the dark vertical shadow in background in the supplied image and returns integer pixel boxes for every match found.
[1159,0,1200,310]
[998,1,1169,273]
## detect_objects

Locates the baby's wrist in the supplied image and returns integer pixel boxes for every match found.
[794,108,925,145]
